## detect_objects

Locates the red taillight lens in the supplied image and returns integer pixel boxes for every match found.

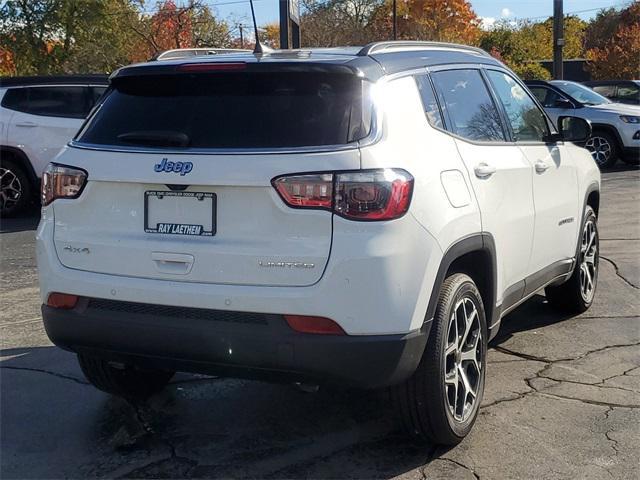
[273,174,333,209]
[46,293,79,309]
[272,169,413,221]
[335,169,413,221]
[284,315,346,335]
[177,63,246,72]
[41,164,87,206]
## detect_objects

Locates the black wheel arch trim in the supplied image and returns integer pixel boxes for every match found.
[0,146,39,189]
[425,233,497,333]
[590,123,623,150]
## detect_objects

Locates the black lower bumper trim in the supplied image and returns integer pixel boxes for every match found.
[42,298,429,389]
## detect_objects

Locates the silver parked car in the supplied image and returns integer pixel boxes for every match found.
[526,80,640,168]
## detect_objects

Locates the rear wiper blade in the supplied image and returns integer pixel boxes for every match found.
[117,131,190,147]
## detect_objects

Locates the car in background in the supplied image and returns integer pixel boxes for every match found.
[526,79,640,169]
[583,80,640,105]
[0,75,108,216]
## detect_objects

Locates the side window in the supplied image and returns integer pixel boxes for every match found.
[27,86,89,118]
[529,87,548,105]
[1,86,89,118]
[592,85,616,98]
[90,86,107,107]
[617,84,639,102]
[1,88,29,112]
[486,71,549,142]
[431,69,506,142]
[414,75,444,129]
[529,86,568,109]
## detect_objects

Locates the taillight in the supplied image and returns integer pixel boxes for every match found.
[41,164,87,206]
[273,173,333,209]
[272,169,413,221]
[46,293,79,309]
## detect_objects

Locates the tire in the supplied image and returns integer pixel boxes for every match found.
[393,273,487,445]
[78,354,174,399]
[545,206,599,313]
[585,130,618,169]
[0,159,32,217]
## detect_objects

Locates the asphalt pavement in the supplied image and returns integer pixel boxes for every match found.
[1,167,638,479]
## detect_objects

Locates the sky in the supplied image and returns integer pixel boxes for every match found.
[207,0,632,30]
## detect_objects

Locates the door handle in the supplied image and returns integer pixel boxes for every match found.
[474,163,496,178]
[535,161,550,173]
[15,122,37,128]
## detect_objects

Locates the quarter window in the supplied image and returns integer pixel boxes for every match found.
[414,75,444,129]
[486,71,549,142]
[431,69,506,142]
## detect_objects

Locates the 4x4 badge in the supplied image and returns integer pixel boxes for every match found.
[154,158,193,176]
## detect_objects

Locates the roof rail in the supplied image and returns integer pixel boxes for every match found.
[357,41,490,58]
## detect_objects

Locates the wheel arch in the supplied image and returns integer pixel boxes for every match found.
[590,123,623,151]
[0,146,39,189]
[425,234,497,335]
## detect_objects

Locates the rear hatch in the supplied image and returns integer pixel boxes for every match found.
[53,63,371,287]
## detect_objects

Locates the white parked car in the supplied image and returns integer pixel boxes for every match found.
[0,75,108,216]
[527,80,640,168]
[37,42,601,445]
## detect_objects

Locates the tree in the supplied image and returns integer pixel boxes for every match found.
[586,2,640,79]
[369,0,482,45]
[479,15,586,80]
[0,0,148,74]
[261,22,280,48]
[300,0,382,47]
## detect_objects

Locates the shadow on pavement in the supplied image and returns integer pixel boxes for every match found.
[0,206,40,233]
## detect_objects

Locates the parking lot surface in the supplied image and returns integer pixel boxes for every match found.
[1,168,638,479]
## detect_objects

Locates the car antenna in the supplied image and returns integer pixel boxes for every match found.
[249,0,265,55]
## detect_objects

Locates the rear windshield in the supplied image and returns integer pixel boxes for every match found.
[77,72,371,149]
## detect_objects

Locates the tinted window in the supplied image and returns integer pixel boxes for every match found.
[90,86,107,106]
[487,71,549,142]
[591,85,616,97]
[1,86,90,118]
[529,86,568,108]
[78,73,371,149]
[414,75,443,129]
[431,69,505,142]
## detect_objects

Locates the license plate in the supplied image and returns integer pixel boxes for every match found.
[144,191,216,236]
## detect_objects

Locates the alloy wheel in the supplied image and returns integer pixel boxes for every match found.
[579,218,598,303]
[585,136,613,167]
[0,167,23,214]
[444,296,482,423]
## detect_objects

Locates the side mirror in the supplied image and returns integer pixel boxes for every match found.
[553,97,574,109]
[558,116,592,143]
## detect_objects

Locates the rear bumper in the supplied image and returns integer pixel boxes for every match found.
[42,298,430,389]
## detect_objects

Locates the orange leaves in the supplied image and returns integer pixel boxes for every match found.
[370,0,482,45]
[586,3,640,80]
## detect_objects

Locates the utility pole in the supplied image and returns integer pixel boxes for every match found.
[392,0,397,40]
[239,25,244,49]
[553,0,564,80]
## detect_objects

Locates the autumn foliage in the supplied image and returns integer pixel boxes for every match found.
[585,3,640,80]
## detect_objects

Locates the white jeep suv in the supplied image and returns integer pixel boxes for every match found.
[37,42,601,445]
[0,75,108,216]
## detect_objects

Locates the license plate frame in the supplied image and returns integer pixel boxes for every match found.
[144,190,217,236]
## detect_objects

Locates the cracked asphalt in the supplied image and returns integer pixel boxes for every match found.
[1,168,639,479]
